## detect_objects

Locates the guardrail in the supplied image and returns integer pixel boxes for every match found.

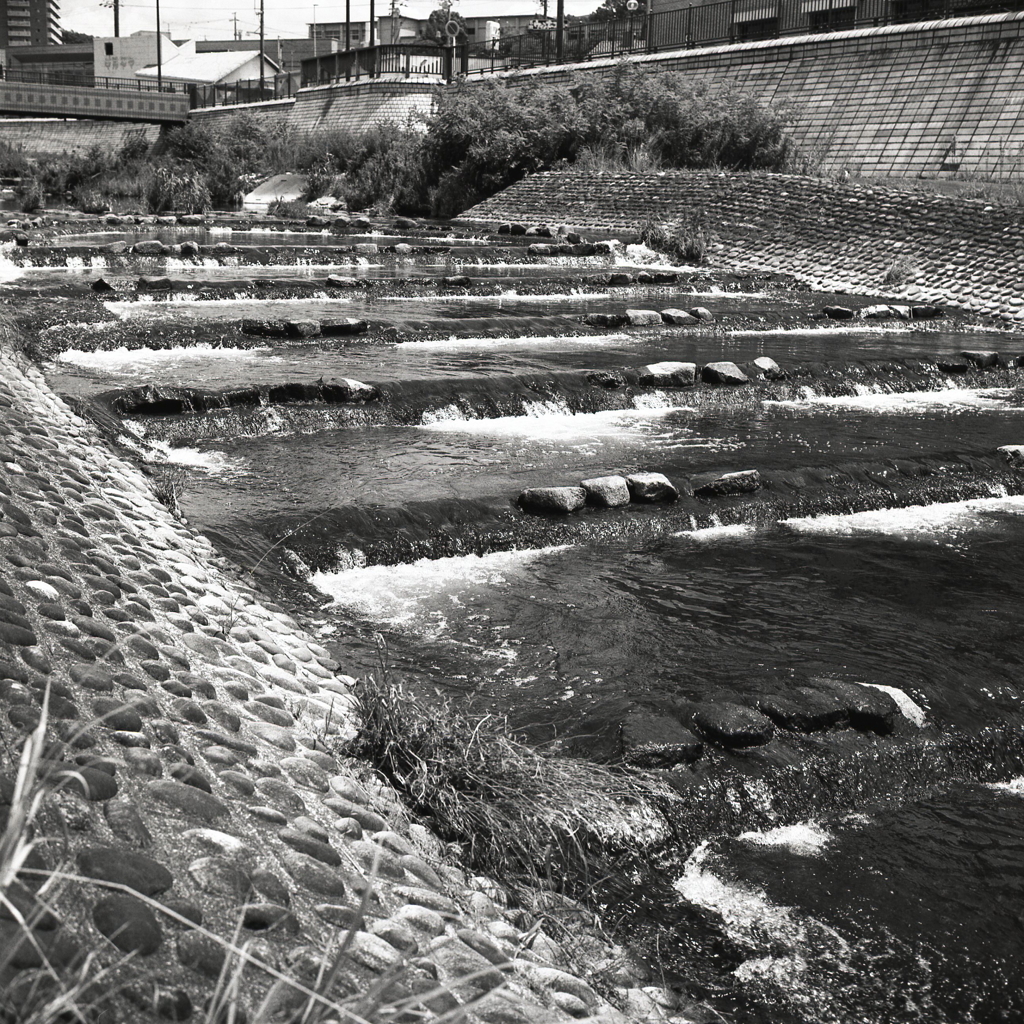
[465,0,1024,72]
[0,66,188,93]
[299,43,468,86]
[189,72,299,109]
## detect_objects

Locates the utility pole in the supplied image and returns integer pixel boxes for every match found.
[113,0,120,37]
[555,0,563,61]
[369,0,375,75]
[344,0,350,50]
[232,12,239,39]
[156,0,162,89]
[312,4,318,57]
[258,0,265,93]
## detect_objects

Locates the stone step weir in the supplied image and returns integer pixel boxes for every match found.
[92,356,1024,447]
[233,449,1024,576]
[0,334,667,1024]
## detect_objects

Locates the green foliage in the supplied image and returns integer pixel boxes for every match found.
[424,6,468,43]
[302,159,336,201]
[18,181,42,213]
[336,125,430,215]
[147,167,212,214]
[882,254,917,289]
[117,130,151,167]
[638,210,714,263]
[0,141,32,179]
[73,188,111,215]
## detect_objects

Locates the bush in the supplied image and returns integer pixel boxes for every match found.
[19,181,43,213]
[336,125,429,215]
[638,210,714,263]
[147,168,212,214]
[73,188,111,215]
[302,159,336,201]
[0,140,32,179]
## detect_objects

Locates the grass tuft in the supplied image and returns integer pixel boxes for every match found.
[344,649,677,899]
[637,211,714,263]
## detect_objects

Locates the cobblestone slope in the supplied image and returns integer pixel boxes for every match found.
[0,334,653,1024]
[457,170,1024,325]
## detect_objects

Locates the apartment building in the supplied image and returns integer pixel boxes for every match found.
[0,0,61,49]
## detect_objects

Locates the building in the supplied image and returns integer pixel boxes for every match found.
[195,37,330,75]
[1,40,92,80]
[94,31,188,83]
[0,0,61,49]
[135,48,280,86]
[309,21,371,48]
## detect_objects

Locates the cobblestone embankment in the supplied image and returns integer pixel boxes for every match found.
[0,333,662,1023]
[457,170,1024,325]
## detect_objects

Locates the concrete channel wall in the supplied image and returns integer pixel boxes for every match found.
[0,118,161,158]
[457,169,1024,322]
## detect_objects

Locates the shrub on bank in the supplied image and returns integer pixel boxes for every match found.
[20,64,796,216]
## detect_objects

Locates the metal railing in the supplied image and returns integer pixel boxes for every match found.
[465,0,1024,73]
[300,43,469,86]
[189,72,299,109]
[0,65,189,93]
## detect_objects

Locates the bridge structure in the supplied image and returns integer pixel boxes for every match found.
[0,70,189,123]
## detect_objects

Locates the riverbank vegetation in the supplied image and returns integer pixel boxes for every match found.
[2,64,795,219]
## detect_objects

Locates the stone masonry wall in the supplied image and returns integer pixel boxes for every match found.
[457,170,1024,324]
[481,11,1024,180]
[190,78,435,136]
[0,119,161,159]
[0,331,643,1023]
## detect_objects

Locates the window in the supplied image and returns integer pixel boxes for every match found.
[104,42,113,54]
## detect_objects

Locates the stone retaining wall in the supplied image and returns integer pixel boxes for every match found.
[476,11,1024,180]
[457,170,1024,324]
[0,332,648,1023]
[190,78,435,136]
[0,119,161,158]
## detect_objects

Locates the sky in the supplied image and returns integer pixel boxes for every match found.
[60,0,603,45]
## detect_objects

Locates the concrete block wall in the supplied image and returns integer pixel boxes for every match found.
[457,169,1024,321]
[0,119,161,158]
[190,78,435,136]
[485,11,1024,180]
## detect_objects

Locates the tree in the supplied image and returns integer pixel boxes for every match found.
[423,7,468,44]
[62,29,94,43]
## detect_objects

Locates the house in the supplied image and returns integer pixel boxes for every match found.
[94,30,188,83]
[135,47,280,87]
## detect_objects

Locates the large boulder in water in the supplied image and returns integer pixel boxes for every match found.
[132,240,166,255]
[625,472,678,502]
[519,486,586,514]
[811,679,900,734]
[580,475,630,508]
[822,305,855,319]
[625,309,663,326]
[660,308,698,325]
[319,317,369,336]
[691,469,761,498]
[750,356,785,381]
[961,350,1002,369]
[756,688,849,733]
[584,313,629,329]
[639,362,696,387]
[620,710,703,767]
[691,702,775,748]
[998,444,1024,467]
[701,362,749,385]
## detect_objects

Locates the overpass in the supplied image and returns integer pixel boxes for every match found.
[0,71,189,123]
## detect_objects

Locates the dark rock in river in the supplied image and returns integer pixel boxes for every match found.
[961,350,1001,369]
[620,710,703,767]
[691,702,776,748]
[822,305,855,319]
[812,679,900,734]
[701,362,749,385]
[639,361,696,387]
[691,469,761,498]
[584,313,629,328]
[660,309,698,325]
[319,317,369,336]
[756,687,849,733]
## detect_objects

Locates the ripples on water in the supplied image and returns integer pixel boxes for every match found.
[32,230,1024,1024]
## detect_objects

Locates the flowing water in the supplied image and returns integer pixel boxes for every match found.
[20,227,1024,1023]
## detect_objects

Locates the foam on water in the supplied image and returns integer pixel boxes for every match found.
[104,295,348,317]
[419,402,689,439]
[729,325,912,337]
[56,343,276,370]
[675,523,757,543]
[0,245,23,285]
[767,387,1017,413]
[986,776,1024,795]
[737,822,832,856]
[310,546,570,633]
[781,495,1024,543]
[397,333,634,351]
[380,290,612,302]
[145,440,242,474]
